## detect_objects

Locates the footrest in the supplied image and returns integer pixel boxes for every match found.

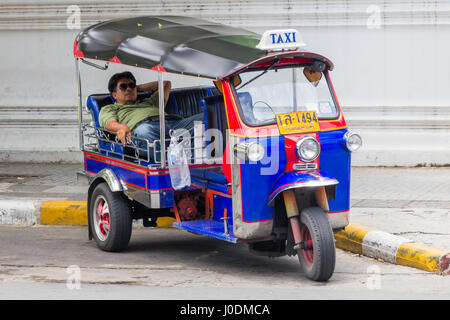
[172,220,237,243]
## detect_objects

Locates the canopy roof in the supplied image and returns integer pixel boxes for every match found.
[74,16,333,79]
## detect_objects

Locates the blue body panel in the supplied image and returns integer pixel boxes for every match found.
[86,156,144,190]
[236,129,351,223]
[211,193,233,224]
[85,155,175,206]
[238,136,286,222]
[318,128,351,213]
[146,173,171,191]
[172,220,236,243]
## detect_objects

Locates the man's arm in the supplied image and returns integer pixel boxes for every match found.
[137,80,171,102]
[106,118,130,146]
[99,105,130,146]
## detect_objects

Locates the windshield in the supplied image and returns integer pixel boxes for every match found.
[234,66,339,126]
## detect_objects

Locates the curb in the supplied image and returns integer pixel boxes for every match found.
[40,200,176,228]
[0,200,175,228]
[1,200,449,275]
[41,201,87,226]
[0,200,40,225]
[334,222,450,275]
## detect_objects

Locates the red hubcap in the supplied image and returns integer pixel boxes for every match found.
[94,196,110,241]
[300,225,314,266]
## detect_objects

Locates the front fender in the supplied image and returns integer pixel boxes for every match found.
[267,170,338,205]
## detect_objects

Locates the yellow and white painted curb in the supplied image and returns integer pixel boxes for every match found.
[41,201,87,226]
[334,222,450,275]
[39,200,176,228]
[0,200,39,225]
[1,200,448,275]
[0,200,175,228]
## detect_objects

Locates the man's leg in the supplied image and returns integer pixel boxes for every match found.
[132,120,169,162]
[171,113,204,134]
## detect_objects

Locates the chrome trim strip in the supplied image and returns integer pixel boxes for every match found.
[158,72,166,168]
[94,168,123,192]
[267,179,338,206]
[293,163,318,171]
[150,190,161,208]
[75,58,84,151]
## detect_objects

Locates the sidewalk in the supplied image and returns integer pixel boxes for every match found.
[1,163,448,203]
[0,162,449,272]
[0,163,86,201]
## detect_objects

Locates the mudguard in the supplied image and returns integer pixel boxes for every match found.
[86,168,126,241]
[267,170,338,205]
[89,168,124,193]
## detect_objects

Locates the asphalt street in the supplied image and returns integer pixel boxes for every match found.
[0,164,449,299]
[1,225,450,300]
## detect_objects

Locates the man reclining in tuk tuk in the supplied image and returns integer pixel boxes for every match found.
[98,71,203,161]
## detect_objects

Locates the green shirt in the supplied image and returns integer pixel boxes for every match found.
[99,91,161,132]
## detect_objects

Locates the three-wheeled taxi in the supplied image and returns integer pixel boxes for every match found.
[74,16,362,281]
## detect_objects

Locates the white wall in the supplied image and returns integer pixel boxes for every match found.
[0,0,449,164]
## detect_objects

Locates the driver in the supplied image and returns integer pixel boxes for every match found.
[99,71,203,160]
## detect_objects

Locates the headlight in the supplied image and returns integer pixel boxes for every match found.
[296,136,320,162]
[343,132,362,152]
[234,142,265,162]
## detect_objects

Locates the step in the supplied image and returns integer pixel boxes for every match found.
[172,219,237,243]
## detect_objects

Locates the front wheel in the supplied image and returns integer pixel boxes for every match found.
[297,207,336,281]
[89,182,132,252]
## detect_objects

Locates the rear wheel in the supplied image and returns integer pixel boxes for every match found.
[89,182,132,252]
[297,207,335,281]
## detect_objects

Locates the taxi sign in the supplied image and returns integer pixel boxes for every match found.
[276,111,320,135]
[256,29,306,51]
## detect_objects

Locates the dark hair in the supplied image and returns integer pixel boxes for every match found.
[108,71,136,93]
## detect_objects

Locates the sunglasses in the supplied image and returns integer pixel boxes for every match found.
[118,82,136,91]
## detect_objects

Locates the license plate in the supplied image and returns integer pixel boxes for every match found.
[276,111,320,135]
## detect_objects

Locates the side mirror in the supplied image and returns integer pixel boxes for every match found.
[232,75,242,87]
[303,66,322,87]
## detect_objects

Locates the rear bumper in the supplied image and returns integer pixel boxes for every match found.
[76,171,90,185]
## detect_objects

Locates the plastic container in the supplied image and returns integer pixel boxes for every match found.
[167,136,191,190]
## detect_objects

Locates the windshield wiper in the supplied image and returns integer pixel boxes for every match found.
[236,58,280,91]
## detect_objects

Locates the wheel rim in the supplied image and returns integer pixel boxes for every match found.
[93,195,110,241]
[300,224,314,266]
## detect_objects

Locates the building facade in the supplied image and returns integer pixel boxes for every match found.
[0,0,449,165]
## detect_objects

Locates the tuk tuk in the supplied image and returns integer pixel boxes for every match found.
[74,16,362,281]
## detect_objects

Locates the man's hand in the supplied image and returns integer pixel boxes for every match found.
[116,123,131,146]
[137,80,171,102]
[106,119,131,146]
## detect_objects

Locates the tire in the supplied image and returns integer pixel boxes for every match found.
[88,182,132,252]
[297,207,336,281]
